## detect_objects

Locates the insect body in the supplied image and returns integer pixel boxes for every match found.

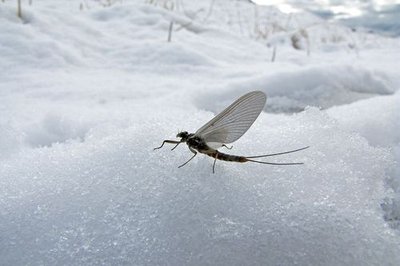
[154,91,309,173]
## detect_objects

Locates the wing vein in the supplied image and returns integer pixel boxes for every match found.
[195,91,267,145]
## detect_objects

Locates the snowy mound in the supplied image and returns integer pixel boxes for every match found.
[1,0,400,265]
[199,64,394,113]
[1,108,399,265]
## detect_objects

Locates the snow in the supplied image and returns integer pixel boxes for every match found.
[1,0,400,265]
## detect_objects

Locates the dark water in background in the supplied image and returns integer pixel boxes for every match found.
[307,3,400,37]
[253,0,400,37]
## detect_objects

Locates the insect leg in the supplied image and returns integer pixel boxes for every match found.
[212,153,218,174]
[222,144,233,150]
[171,143,181,151]
[153,140,181,150]
[178,147,197,168]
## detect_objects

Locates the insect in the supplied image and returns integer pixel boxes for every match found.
[154,91,309,173]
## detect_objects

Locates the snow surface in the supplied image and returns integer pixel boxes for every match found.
[1,0,400,265]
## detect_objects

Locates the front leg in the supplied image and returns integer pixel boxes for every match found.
[154,140,181,150]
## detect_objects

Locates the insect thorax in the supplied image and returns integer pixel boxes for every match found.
[187,135,208,150]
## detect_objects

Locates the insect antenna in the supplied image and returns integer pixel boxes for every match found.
[246,146,309,159]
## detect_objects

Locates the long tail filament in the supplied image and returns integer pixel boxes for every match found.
[245,146,309,165]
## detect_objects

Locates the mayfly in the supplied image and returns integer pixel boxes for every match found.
[154,91,309,173]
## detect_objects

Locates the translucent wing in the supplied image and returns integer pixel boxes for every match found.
[195,91,266,146]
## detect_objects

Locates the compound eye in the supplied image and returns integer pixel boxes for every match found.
[177,131,189,139]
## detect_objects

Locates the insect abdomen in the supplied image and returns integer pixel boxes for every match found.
[208,151,247,163]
